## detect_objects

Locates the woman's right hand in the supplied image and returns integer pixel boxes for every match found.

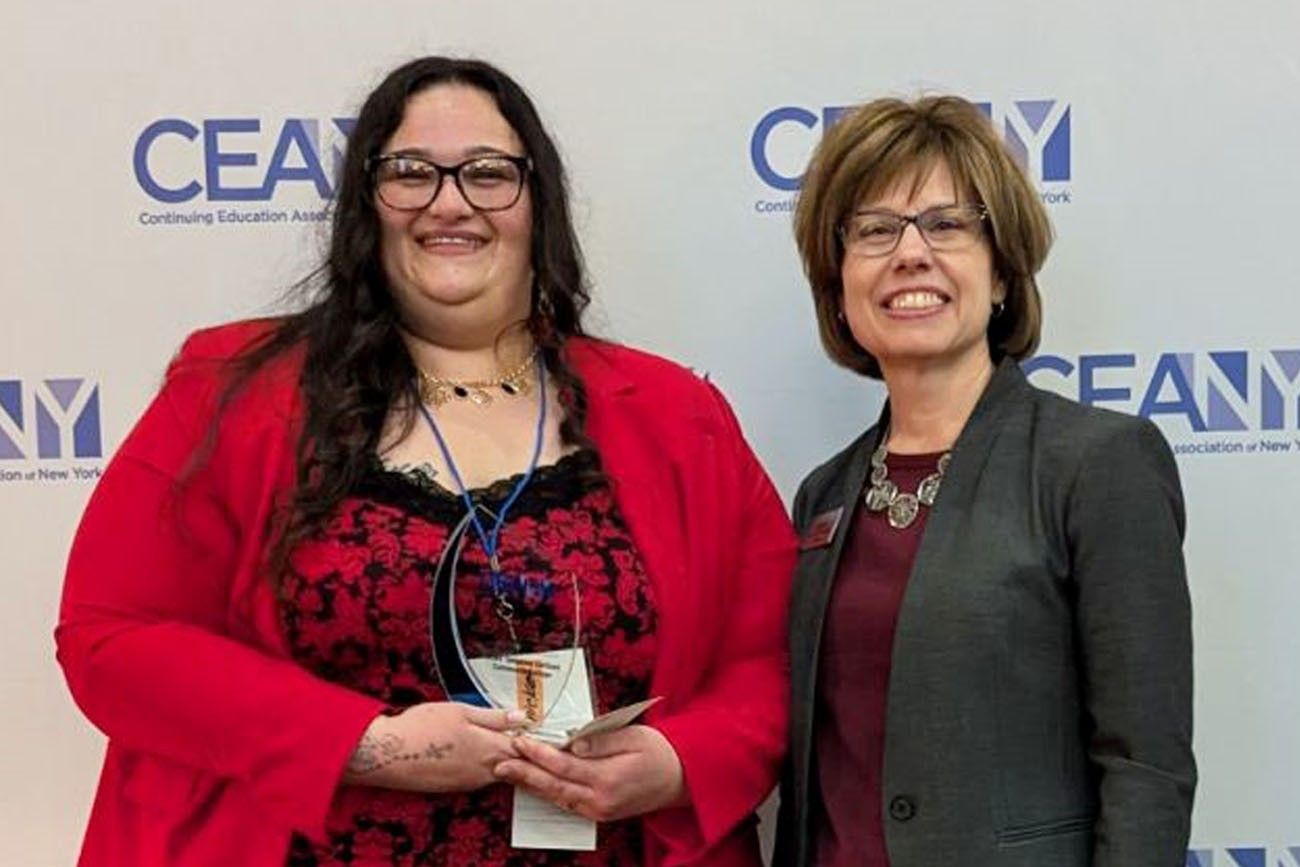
[342,702,527,793]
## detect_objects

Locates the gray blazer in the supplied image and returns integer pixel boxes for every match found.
[773,360,1195,867]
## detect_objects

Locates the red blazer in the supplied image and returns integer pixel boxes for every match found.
[57,320,796,867]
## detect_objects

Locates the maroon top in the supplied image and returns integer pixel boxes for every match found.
[279,450,658,866]
[812,451,945,867]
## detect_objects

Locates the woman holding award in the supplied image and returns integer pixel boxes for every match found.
[773,96,1195,866]
[57,57,795,867]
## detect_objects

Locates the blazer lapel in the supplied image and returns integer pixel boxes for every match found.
[796,424,880,640]
[567,340,696,715]
[906,358,1029,581]
[788,421,880,840]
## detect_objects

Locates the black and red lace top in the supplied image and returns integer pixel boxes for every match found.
[279,449,659,866]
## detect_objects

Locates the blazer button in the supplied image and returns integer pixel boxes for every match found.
[888,795,917,822]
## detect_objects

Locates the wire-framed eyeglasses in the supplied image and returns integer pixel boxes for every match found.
[368,153,531,212]
[840,204,988,257]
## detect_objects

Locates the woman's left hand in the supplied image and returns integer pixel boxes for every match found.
[493,724,687,822]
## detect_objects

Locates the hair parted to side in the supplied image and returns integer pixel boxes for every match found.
[793,94,1053,379]
[204,56,595,586]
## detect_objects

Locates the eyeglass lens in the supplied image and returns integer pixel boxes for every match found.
[374,156,525,211]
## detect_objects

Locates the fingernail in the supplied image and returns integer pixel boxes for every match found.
[571,739,589,756]
[506,709,528,724]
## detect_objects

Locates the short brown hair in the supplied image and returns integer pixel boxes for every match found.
[793,95,1052,378]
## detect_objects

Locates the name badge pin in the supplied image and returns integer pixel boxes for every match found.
[800,506,844,551]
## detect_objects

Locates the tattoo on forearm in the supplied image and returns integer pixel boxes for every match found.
[348,732,399,774]
[348,732,454,775]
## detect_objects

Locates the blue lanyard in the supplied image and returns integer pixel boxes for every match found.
[416,356,547,583]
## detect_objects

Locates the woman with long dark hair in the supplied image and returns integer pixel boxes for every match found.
[57,57,794,867]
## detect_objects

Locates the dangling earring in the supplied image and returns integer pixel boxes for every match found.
[536,285,555,319]
[991,300,1006,318]
[532,280,556,339]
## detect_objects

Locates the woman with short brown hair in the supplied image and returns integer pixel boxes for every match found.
[775,95,1194,867]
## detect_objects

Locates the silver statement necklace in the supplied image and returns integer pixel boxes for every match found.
[863,431,952,529]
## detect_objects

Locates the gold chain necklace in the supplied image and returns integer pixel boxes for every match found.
[863,431,952,529]
[416,353,536,407]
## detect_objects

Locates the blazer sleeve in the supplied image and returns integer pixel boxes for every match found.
[1067,418,1196,865]
[644,382,797,863]
[54,335,385,841]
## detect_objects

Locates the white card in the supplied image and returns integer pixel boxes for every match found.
[510,788,597,851]
[561,696,663,749]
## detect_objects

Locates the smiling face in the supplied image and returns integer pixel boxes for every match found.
[840,160,1004,381]
[375,84,534,347]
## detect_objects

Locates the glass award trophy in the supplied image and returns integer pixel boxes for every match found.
[430,506,594,745]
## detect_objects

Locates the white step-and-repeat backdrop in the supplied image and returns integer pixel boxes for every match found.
[3,2,1297,864]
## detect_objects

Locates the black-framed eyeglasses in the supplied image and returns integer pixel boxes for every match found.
[839,204,988,257]
[367,153,532,212]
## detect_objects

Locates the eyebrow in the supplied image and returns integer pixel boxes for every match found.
[851,202,961,216]
[383,145,520,160]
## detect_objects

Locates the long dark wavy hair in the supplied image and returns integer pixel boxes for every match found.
[215,57,594,587]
